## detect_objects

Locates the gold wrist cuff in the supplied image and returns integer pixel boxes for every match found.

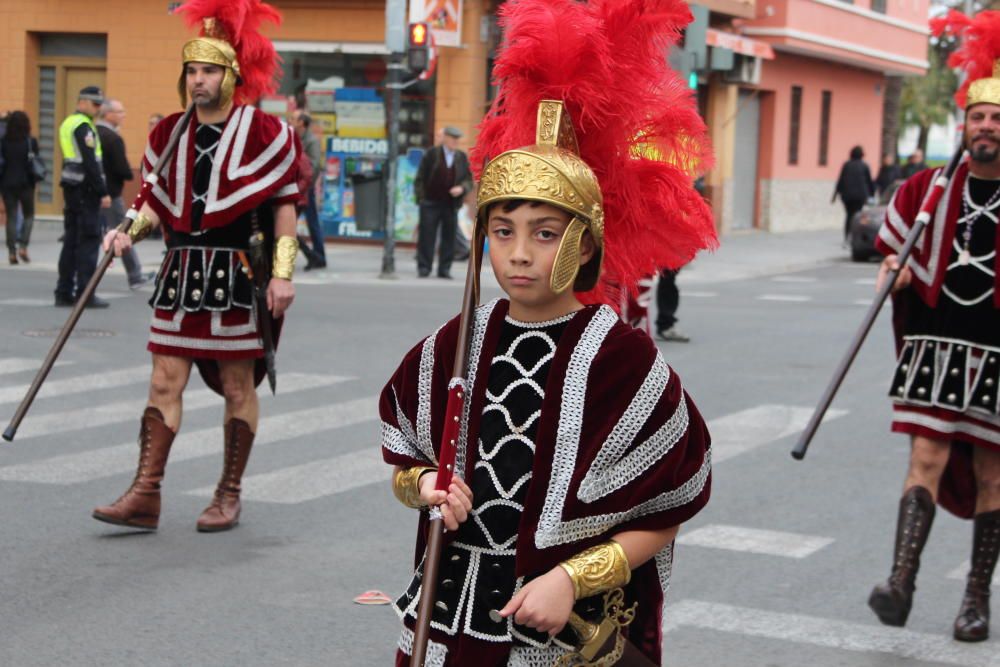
[392,466,437,509]
[559,540,631,600]
[120,212,154,243]
[272,235,298,280]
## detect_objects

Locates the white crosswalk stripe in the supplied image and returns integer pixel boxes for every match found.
[0,365,149,406]
[946,560,1000,588]
[757,294,812,302]
[11,373,353,440]
[0,396,378,484]
[187,447,389,504]
[676,525,833,558]
[662,599,1000,666]
[0,357,70,376]
[709,404,847,464]
[771,276,818,283]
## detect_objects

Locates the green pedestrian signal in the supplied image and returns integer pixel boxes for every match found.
[688,71,698,89]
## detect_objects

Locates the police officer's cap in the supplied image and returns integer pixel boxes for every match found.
[78,86,104,104]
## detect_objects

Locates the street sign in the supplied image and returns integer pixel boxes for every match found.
[385,0,407,53]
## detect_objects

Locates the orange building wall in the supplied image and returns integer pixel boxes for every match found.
[0,0,487,169]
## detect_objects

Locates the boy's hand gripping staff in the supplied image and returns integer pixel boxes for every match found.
[409,236,483,666]
[3,104,196,443]
[791,144,966,460]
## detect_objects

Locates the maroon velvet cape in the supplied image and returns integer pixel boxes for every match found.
[877,165,994,518]
[380,299,712,663]
[141,105,300,395]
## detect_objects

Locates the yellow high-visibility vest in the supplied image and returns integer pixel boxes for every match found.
[59,112,102,186]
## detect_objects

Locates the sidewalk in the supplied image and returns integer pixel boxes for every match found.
[6,220,849,288]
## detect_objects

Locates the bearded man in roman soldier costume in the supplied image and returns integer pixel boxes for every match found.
[97,0,301,533]
[868,10,1000,643]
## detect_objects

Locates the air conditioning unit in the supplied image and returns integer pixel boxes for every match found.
[723,55,761,86]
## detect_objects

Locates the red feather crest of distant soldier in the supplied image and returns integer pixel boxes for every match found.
[177,0,283,106]
[472,0,718,304]
[931,9,1000,108]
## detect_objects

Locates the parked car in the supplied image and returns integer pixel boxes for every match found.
[849,181,902,262]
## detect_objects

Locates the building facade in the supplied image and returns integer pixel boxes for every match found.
[722,0,929,231]
[0,0,927,236]
[0,0,494,240]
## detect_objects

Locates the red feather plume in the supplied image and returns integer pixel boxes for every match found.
[472,0,718,305]
[177,0,283,106]
[931,9,1000,109]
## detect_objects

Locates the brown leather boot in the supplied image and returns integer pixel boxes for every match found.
[868,486,936,627]
[93,407,176,529]
[954,509,1000,642]
[196,418,254,532]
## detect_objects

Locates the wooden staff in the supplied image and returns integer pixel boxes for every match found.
[791,144,966,460]
[409,231,484,666]
[3,104,196,443]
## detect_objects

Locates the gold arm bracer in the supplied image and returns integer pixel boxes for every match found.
[392,466,437,510]
[272,235,298,280]
[558,540,632,600]
[118,212,154,244]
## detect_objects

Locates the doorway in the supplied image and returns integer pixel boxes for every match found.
[732,89,760,230]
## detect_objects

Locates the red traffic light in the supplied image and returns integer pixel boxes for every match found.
[410,22,429,47]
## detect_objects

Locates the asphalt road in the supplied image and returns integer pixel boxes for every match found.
[0,242,996,666]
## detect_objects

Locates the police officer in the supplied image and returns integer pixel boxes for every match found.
[55,86,110,308]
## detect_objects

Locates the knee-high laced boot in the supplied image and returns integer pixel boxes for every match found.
[196,418,254,533]
[92,407,176,529]
[868,486,936,626]
[954,509,1000,642]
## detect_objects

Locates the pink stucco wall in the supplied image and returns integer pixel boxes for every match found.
[757,51,883,181]
[743,0,929,75]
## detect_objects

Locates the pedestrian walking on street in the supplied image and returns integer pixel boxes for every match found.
[868,11,1000,642]
[96,98,153,288]
[97,0,301,533]
[380,1,717,662]
[833,145,874,243]
[0,110,39,265]
[55,86,110,308]
[292,110,326,270]
[902,147,929,180]
[413,125,472,279]
[875,153,902,198]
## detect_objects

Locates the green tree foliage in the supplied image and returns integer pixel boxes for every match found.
[901,43,957,152]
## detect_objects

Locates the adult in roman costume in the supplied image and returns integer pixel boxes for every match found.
[868,10,1000,642]
[93,0,301,532]
[381,0,719,663]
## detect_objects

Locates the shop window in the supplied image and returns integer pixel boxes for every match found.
[819,90,832,167]
[789,86,802,166]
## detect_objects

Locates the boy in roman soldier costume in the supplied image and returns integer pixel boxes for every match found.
[97,0,300,532]
[380,1,718,664]
[868,10,1000,642]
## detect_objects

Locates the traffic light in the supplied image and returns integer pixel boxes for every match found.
[408,22,430,74]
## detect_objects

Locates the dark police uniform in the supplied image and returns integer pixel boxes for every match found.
[56,99,107,305]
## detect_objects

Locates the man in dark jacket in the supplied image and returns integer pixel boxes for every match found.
[833,145,874,243]
[413,126,473,278]
[96,99,152,288]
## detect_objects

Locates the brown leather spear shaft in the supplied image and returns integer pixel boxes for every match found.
[409,231,484,666]
[3,104,196,443]
[791,144,966,461]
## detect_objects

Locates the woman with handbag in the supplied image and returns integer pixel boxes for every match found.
[0,110,43,264]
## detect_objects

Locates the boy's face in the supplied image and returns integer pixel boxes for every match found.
[486,201,594,317]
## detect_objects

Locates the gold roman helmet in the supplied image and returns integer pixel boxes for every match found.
[967,60,1000,109]
[179,18,241,109]
[476,100,605,294]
